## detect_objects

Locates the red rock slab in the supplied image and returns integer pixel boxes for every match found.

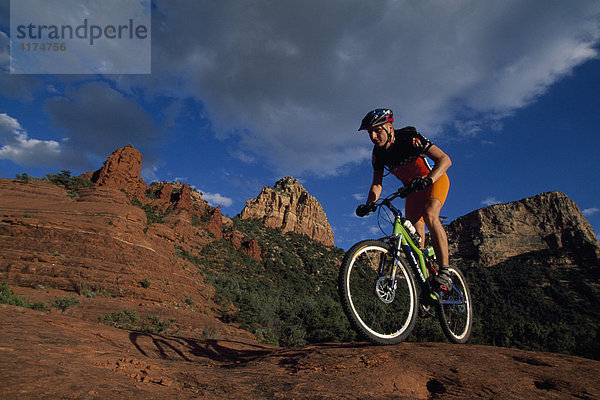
[2,304,599,399]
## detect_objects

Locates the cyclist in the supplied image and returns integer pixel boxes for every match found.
[356,108,453,291]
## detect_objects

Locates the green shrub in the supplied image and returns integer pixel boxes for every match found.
[44,170,92,194]
[198,218,354,347]
[0,283,30,308]
[31,302,50,312]
[143,315,174,333]
[1,283,50,312]
[175,246,201,266]
[130,198,169,225]
[98,310,175,334]
[75,280,109,298]
[52,295,80,313]
[139,278,151,289]
[191,214,202,227]
[15,173,33,183]
[99,309,141,329]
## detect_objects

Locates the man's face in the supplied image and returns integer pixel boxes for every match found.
[368,123,392,148]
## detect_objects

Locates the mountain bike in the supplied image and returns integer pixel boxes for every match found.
[339,186,472,345]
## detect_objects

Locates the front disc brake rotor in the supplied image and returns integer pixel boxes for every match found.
[375,277,395,303]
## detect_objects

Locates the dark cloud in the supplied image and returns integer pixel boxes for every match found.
[44,81,162,156]
[123,0,600,176]
[3,1,599,177]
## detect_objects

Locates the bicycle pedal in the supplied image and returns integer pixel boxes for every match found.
[419,304,435,318]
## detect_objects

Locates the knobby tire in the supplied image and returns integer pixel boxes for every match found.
[339,240,419,345]
[436,265,473,344]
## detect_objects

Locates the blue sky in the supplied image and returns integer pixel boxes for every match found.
[1,1,599,249]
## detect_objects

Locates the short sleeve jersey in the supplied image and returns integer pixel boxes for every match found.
[372,126,433,185]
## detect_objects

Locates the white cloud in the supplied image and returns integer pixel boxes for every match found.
[352,193,364,201]
[200,190,233,208]
[582,207,599,217]
[482,197,502,207]
[117,0,600,177]
[0,113,63,166]
[1,92,161,172]
[369,226,380,236]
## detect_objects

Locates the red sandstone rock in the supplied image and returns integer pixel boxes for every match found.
[239,177,335,246]
[91,146,147,199]
[206,207,223,240]
[1,304,599,399]
[147,183,174,212]
[447,191,600,265]
[225,231,262,261]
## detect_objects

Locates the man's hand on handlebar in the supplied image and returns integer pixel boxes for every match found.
[399,176,433,198]
[355,203,376,217]
[358,176,434,214]
[410,176,433,191]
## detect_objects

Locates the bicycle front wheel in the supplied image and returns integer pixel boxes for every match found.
[339,240,419,345]
[436,265,473,343]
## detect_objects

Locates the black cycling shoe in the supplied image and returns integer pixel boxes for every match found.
[434,267,453,292]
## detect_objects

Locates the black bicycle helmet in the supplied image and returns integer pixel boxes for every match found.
[358,108,394,131]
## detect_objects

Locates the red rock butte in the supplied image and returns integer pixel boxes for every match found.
[239,176,335,247]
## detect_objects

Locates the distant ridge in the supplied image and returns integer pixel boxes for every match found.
[447,191,600,266]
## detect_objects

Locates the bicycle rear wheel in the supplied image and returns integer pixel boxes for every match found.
[436,265,472,343]
[339,240,419,345]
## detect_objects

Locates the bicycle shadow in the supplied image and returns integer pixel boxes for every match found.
[129,331,275,366]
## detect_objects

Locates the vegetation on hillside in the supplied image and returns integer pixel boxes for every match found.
[194,219,600,360]
[459,250,600,360]
[194,218,355,346]
[43,170,93,191]
[16,170,93,198]
[12,173,599,359]
[1,283,48,311]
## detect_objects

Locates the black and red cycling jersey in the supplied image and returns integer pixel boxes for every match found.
[372,126,433,185]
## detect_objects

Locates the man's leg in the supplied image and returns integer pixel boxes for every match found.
[413,219,426,248]
[422,198,449,267]
[422,197,453,290]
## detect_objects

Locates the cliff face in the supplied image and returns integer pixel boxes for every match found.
[447,191,600,266]
[239,177,335,247]
[0,146,262,320]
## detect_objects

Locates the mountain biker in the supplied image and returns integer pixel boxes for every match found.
[356,108,453,291]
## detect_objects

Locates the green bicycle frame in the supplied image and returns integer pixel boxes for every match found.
[392,216,430,280]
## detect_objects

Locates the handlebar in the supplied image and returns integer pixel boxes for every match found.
[395,185,415,199]
[356,185,417,217]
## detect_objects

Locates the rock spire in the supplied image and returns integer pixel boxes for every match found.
[239,177,335,246]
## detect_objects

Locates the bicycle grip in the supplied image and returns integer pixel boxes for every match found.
[398,186,412,199]
[356,203,376,217]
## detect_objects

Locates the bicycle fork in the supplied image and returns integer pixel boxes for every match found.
[377,235,403,283]
[392,232,441,304]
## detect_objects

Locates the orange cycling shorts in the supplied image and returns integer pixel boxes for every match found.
[405,173,449,224]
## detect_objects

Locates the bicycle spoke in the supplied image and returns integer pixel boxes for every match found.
[340,241,418,344]
[437,266,472,343]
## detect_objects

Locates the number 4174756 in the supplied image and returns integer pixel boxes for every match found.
[19,42,66,51]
